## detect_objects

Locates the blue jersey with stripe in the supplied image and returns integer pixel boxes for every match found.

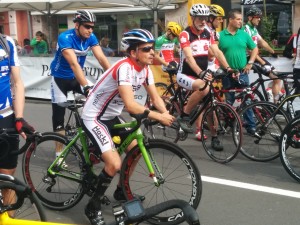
[0,35,19,119]
[50,29,99,79]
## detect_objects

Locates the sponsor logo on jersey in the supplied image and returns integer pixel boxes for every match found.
[92,126,109,146]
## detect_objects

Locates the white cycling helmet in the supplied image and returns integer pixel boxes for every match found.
[121,29,155,51]
[190,4,210,17]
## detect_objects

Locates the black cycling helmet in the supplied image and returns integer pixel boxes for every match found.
[73,10,96,23]
[246,6,262,17]
[121,29,155,51]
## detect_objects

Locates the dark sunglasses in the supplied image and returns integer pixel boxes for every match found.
[82,24,95,30]
[138,46,154,53]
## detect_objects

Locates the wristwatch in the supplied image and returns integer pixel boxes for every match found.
[247,61,254,64]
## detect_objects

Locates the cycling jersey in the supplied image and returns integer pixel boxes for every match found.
[82,57,155,121]
[0,36,19,119]
[178,26,214,77]
[205,24,219,42]
[50,28,99,79]
[155,34,179,64]
[243,23,262,45]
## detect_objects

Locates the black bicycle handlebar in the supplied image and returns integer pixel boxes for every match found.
[107,199,200,225]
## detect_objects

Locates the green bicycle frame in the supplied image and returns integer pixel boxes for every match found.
[47,119,161,186]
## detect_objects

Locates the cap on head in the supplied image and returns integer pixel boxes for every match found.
[73,10,96,23]
[121,29,155,51]
[190,4,210,17]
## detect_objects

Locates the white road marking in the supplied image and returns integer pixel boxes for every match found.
[202,176,300,198]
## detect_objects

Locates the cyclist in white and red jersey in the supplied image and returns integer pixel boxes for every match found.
[81,28,174,225]
[154,21,182,71]
[176,3,232,151]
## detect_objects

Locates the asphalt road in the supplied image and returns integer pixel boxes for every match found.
[14,99,300,225]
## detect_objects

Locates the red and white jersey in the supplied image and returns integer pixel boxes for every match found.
[82,57,154,121]
[179,26,214,77]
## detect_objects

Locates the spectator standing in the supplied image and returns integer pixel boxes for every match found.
[0,33,35,217]
[218,9,258,135]
[30,31,48,56]
[100,37,115,56]
[50,10,110,164]
[23,38,32,55]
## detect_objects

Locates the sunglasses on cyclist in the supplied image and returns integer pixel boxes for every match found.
[82,24,95,30]
[138,46,154,53]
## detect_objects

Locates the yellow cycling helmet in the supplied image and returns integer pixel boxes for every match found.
[166,22,182,37]
[209,4,225,17]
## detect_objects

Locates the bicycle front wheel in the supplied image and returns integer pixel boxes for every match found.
[201,102,242,163]
[239,101,289,162]
[280,116,300,182]
[0,182,46,221]
[22,132,85,210]
[120,139,202,225]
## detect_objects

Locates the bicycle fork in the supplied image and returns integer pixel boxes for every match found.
[137,136,164,187]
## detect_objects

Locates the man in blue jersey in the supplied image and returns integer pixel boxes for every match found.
[0,33,34,217]
[50,10,110,161]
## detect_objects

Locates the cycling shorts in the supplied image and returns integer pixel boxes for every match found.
[51,76,83,131]
[82,116,127,154]
[0,114,18,169]
[176,72,197,91]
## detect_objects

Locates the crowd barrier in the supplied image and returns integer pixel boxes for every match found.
[20,56,294,105]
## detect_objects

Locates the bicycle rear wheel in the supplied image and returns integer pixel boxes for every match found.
[22,132,85,210]
[120,139,201,225]
[0,182,46,221]
[280,116,300,182]
[201,102,242,163]
[239,101,289,162]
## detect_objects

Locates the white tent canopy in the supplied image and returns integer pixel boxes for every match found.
[0,0,186,37]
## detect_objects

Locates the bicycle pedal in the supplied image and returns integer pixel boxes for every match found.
[101,195,111,205]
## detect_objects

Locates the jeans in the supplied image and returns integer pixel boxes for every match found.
[222,73,256,131]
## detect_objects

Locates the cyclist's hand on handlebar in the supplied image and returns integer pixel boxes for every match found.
[159,112,175,126]
[198,70,213,82]
[227,69,240,80]
[15,118,35,139]
[271,52,278,58]
[83,85,93,97]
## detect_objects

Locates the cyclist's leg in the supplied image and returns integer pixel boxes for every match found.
[176,72,208,133]
[0,114,18,217]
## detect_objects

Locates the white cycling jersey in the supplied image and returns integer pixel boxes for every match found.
[82,57,155,121]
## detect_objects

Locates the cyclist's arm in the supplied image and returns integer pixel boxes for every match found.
[145,83,169,113]
[210,44,230,69]
[62,49,89,87]
[258,38,275,54]
[255,54,267,65]
[11,66,25,119]
[119,85,173,126]
[182,46,202,75]
[154,50,169,67]
[91,45,111,71]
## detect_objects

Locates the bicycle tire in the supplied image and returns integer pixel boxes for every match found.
[22,132,85,210]
[239,101,290,162]
[119,139,202,225]
[200,102,242,163]
[0,182,46,221]
[279,116,300,182]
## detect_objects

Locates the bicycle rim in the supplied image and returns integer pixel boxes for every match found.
[201,102,242,163]
[0,183,46,221]
[280,117,300,182]
[120,139,202,225]
[239,101,289,162]
[22,132,85,210]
